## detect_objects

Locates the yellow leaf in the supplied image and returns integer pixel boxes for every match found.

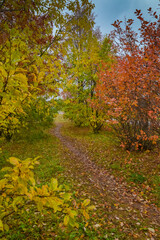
[29,177,36,186]
[82,210,89,220]
[64,215,69,226]
[0,220,4,231]
[50,178,58,191]
[0,65,7,78]
[8,157,19,165]
[61,193,71,201]
[83,199,90,207]
[37,201,43,212]
[75,223,79,228]
[0,179,7,190]
[12,197,23,210]
[87,205,95,211]
[1,167,12,172]
[4,223,9,231]
[13,73,28,83]
[69,210,77,219]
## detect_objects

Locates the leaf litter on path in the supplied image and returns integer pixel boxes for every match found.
[51,123,160,239]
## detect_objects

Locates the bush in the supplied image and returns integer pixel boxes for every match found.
[0,157,94,233]
[94,8,160,150]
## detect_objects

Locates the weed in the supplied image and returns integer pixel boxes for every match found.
[129,172,146,184]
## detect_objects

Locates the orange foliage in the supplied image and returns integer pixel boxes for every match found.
[94,8,160,150]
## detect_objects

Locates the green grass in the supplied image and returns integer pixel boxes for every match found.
[3,140,75,238]
[0,125,75,239]
[129,173,146,184]
[0,127,62,180]
[0,124,124,239]
[1,119,160,239]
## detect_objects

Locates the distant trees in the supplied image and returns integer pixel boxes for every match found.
[63,0,96,127]
[63,0,114,132]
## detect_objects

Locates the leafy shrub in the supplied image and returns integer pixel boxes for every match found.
[93,8,160,150]
[0,157,94,232]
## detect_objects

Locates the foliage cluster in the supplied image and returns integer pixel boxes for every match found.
[62,0,115,133]
[92,8,160,150]
[0,0,80,140]
[0,156,94,233]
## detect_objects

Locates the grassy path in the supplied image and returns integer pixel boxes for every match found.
[50,117,160,239]
[1,116,160,239]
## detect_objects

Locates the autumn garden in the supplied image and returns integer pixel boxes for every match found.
[0,0,160,239]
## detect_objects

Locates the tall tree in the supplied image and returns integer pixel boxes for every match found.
[63,0,96,126]
[63,0,113,132]
[0,0,71,139]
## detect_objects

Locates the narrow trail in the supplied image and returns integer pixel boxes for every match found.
[51,123,160,227]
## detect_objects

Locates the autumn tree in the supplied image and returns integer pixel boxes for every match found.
[63,0,114,132]
[87,35,115,133]
[95,8,160,150]
[63,0,96,127]
[0,0,74,139]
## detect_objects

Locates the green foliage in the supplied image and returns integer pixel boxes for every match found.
[88,108,105,133]
[129,173,146,184]
[110,163,121,170]
[63,0,101,129]
[23,97,57,129]
[0,156,94,233]
[63,6,114,132]
[99,36,115,65]
[64,101,90,127]
[152,175,160,202]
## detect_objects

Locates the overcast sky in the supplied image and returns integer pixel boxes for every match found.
[92,0,159,35]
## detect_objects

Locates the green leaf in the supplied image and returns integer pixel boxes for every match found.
[50,178,58,191]
[61,193,71,201]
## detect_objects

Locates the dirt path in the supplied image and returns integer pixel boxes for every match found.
[51,123,160,228]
